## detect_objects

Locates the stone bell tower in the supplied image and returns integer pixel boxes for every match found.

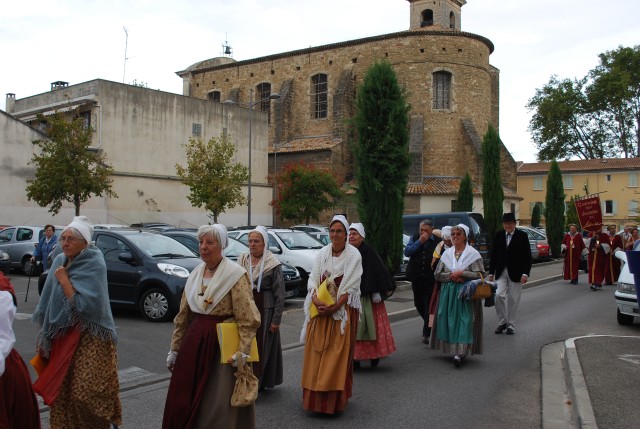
[407,0,466,31]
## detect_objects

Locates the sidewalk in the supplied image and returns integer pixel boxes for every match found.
[40,259,629,428]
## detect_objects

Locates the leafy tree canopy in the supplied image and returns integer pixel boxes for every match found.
[531,203,542,228]
[481,124,504,241]
[544,160,566,257]
[273,161,344,225]
[26,110,116,215]
[456,172,474,212]
[175,135,248,223]
[527,45,640,161]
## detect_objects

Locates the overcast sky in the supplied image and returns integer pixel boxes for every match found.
[2,0,639,162]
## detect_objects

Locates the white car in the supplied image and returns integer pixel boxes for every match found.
[614,250,639,325]
[229,228,323,296]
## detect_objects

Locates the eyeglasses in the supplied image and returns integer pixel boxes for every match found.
[59,236,82,243]
[329,229,345,234]
[450,232,463,236]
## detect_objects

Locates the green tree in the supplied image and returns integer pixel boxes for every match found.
[565,195,581,231]
[273,161,344,225]
[351,60,412,273]
[175,135,248,223]
[26,111,116,215]
[456,172,474,212]
[544,161,566,257]
[481,124,504,242]
[531,203,542,228]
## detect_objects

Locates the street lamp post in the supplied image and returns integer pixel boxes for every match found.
[227,90,280,226]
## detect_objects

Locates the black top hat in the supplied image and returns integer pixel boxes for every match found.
[502,212,517,223]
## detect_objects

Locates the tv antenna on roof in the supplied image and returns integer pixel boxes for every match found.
[123,27,129,83]
[222,34,233,58]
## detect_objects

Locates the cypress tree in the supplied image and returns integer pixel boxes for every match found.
[456,172,474,211]
[352,61,412,273]
[544,160,566,257]
[565,195,581,231]
[531,203,542,228]
[481,124,504,242]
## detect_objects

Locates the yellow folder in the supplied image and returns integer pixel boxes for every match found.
[309,278,336,319]
[217,322,259,364]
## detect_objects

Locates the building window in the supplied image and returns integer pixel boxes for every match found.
[207,91,221,102]
[629,172,638,187]
[533,176,543,190]
[256,82,273,124]
[628,200,638,216]
[604,199,616,215]
[563,175,573,189]
[449,12,456,29]
[433,71,452,110]
[311,73,328,119]
[192,123,202,137]
[421,9,434,27]
[606,174,612,182]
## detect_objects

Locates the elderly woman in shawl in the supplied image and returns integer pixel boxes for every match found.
[301,215,362,414]
[237,225,285,391]
[348,223,396,368]
[430,224,485,368]
[32,216,121,429]
[1,273,40,429]
[162,225,260,429]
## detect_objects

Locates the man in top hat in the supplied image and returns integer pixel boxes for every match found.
[561,224,586,284]
[488,213,532,335]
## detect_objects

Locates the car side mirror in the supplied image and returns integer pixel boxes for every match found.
[118,252,135,263]
[34,243,38,248]
[269,246,282,255]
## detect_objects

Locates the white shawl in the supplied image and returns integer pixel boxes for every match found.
[185,258,247,314]
[0,292,16,376]
[440,244,482,272]
[300,243,362,341]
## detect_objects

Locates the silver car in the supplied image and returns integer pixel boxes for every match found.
[0,226,62,273]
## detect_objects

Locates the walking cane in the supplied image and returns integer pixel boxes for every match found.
[25,261,33,303]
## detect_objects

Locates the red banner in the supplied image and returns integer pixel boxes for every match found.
[574,195,603,233]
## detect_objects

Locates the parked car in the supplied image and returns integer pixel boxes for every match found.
[519,226,549,261]
[161,230,301,299]
[0,250,10,274]
[291,224,329,234]
[129,222,176,231]
[307,231,329,245]
[229,228,323,296]
[94,224,129,230]
[39,229,201,322]
[614,250,638,325]
[403,212,490,268]
[0,226,63,273]
[395,234,411,280]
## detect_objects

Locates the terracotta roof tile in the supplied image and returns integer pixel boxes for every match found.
[406,176,520,199]
[269,137,342,154]
[518,158,640,174]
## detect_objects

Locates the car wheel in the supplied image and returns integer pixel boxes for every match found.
[617,308,635,326]
[140,288,172,322]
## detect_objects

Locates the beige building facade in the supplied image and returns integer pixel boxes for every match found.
[176,0,520,224]
[3,79,268,227]
[517,158,640,228]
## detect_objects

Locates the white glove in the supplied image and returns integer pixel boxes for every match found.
[166,350,178,372]
[230,351,251,368]
[372,292,382,303]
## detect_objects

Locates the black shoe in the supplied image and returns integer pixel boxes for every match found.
[453,355,462,368]
[506,327,515,335]
[570,280,578,285]
[353,360,360,369]
[590,284,597,291]
[495,324,507,334]
[371,358,380,368]
[422,336,429,345]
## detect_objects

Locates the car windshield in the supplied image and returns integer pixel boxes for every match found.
[127,233,198,258]
[468,213,486,235]
[225,238,248,259]
[274,231,323,249]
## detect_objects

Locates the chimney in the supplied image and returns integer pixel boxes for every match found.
[5,93,15,113]
[51,81,69,91]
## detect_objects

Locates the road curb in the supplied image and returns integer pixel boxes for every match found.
[564,336,598,429]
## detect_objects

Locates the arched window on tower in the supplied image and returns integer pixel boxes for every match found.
[450,12,456,29]
[421,9,434,27]
[207,90,221,102]
[256,82,273,123]
[433,71,452,110]
[310,73,328,119]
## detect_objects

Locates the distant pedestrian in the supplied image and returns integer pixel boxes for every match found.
[404,220,441,344]
[32,216,121,429]
[587,225,610,291]
[489,213,532,336]
[0,272,41,429]
[31,224,57,272]
[349,223,396,368]
[604,224,623,285]
[163,225,260,429]
[301,215,362,414]
[624,227,639,250]
[430,224,485,368]
[237,225,285,391]
[561,224,586,284]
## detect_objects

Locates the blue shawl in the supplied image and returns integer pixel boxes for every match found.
[32,246,117,357]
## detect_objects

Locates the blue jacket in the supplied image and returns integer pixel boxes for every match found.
[33,235,58,271]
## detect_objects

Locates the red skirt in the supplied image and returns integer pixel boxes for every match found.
[0,349,41,429]
[354,301,396,360]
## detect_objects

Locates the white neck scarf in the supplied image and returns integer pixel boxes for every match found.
[185,258,246,313]
[440,244,482,272]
